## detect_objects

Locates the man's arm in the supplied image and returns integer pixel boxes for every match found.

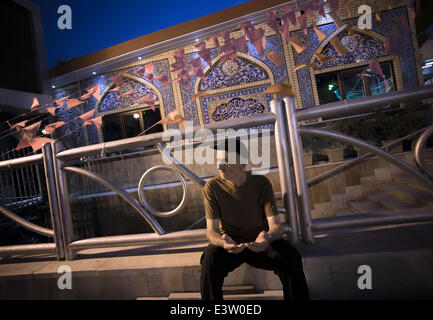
[206,218,225,247]
[266,214,285,243]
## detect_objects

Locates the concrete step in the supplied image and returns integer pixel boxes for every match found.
[222,285,255,295]
[349,200,389,213]
[136,285,258,300]
[136,290,284,300]
[380,184,433,206]
[334,208,358,217]
[367,192,414,210]
[0,243,283,299]
[392,174,432,193]
[305,221,433,299]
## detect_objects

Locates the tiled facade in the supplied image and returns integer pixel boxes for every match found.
[52,0,422,149]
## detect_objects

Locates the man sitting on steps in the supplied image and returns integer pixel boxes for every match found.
[200,137,310,300]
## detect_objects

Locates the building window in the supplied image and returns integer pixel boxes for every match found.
[102,108,163,142]
[316,61,395,105]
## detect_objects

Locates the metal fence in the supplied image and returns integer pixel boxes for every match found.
[1,84,433,260]
[0,147,43,210]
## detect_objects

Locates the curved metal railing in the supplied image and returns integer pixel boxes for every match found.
[415,125,433,178]
[299,127,433,192]
[1,85,433,259]
[62,166,166,235]
[0,204,54,237]
[307,126,432,187]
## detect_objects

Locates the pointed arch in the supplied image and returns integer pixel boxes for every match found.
[194,51,275,94]
[96,73,165,118]
[309,25,388,66]
[94,73,168,143]
[190,52,277,125]
[308,25,403,108]
[192,52,275,124]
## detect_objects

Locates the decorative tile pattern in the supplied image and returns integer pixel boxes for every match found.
[200,85,272,126]
[290,7,419,109]
[151,60,177,129]
[263,35,289,84]
[81,74,116,145]
[211,97,265,122]
[319,31,387,68]
[291,28,323,109]
[371,7,418,89]
[53,5,419,150]
[178,52,203,126]
[181,35,287,125]
[199,57,268,91]
[98,79,157,113]
[53,86,88,150]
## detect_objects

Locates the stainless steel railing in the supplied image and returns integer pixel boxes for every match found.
[0,84,432,260]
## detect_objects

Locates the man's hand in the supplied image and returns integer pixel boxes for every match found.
[244,231,270,253]
[222,234,245,254]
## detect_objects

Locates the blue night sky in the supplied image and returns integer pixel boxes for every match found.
[33,0,251,67]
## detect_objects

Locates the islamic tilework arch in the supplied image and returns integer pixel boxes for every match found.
[192,52,277,125]
[314,30,388,68]
[90,75,165,143]
[199,57,269,91]
[96,75,162,114]
[289,7,417,119]
[310,27,400,108]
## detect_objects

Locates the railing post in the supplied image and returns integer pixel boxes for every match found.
[270,100,299,244]
[52,142,76,260]
[283,97,315,244]
[42,143,66,260]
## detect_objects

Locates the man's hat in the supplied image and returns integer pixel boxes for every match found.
[212,137,248,159]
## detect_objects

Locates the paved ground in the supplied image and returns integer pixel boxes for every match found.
[0,221,432,299]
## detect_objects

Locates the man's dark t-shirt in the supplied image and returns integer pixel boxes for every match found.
[203,172,278,243]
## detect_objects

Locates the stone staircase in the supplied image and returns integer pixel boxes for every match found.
[136,285,283,300]
[312,152,433,219]
[343,172,433,216]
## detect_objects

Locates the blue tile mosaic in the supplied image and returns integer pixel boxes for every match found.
[373,7,418,89]
[319,31,387,68]
[211,97,266,122]
[199,57,268,92]
[53,6,418,150]
[290,7,419,110]
[291,28,323,109]
[200,85,272,125]
[98,79,157,113]
[54,87,88,150]
[179,35,289,125]
[264,35,289,84]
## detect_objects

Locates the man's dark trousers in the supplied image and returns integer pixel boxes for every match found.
[200,239,310,300]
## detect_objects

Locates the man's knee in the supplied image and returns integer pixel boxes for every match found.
[200,245,225,268]
[270,240,304,271]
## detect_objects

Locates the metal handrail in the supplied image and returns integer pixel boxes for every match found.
[307,125,432,187]
[0,154,43,171]
[299,127,433,192]
[156,143,206,187]
[295,84,433,121]
[62,166,166,235]
[138,165,188,218]
[415,125,433,177]
[2,85,433,258]
[0,204,54,237]
[56,112,277,161]
[68,229,206,250]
